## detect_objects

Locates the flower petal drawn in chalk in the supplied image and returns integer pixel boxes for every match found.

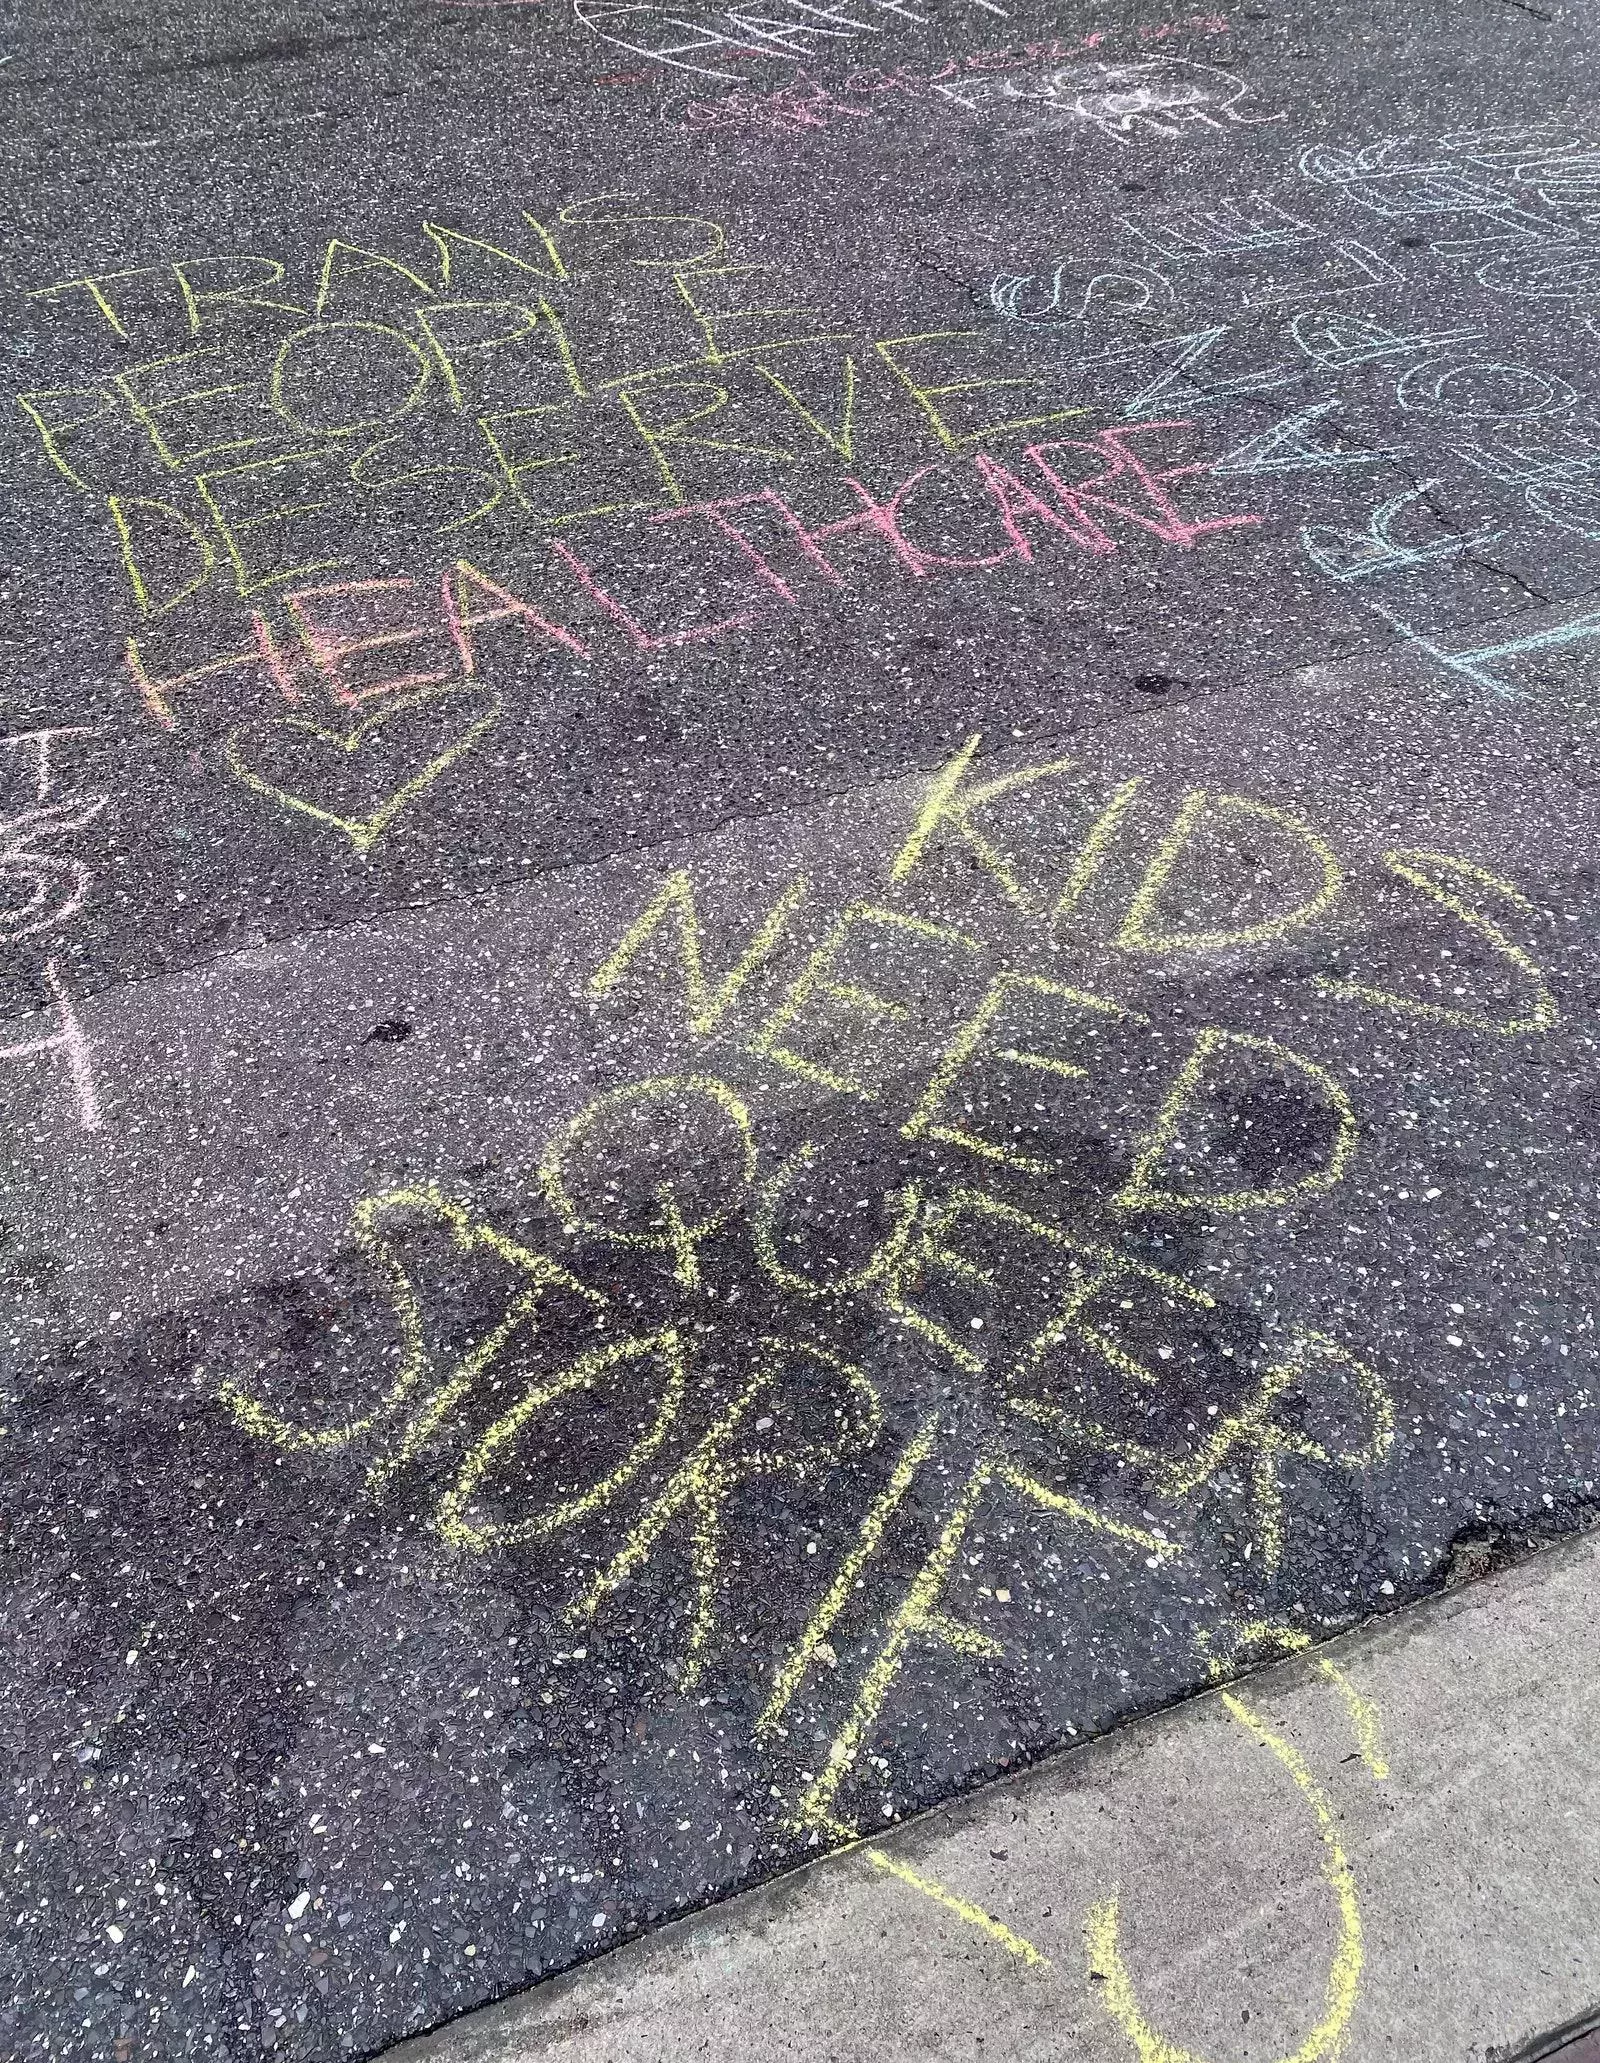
[223,685,502,856]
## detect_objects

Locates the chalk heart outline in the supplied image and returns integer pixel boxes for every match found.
[225,686,502,857]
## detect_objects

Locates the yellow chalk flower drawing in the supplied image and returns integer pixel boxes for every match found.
[1085,1623,1390,2063]
[224,684,501,856]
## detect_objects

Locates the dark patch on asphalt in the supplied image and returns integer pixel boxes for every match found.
[133,32,367,78]
[1214,1077,1348,1192]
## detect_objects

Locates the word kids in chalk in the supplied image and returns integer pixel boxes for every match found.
[215,732,1562,1847]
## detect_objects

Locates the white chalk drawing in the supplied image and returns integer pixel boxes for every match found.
[0,726,106,1130]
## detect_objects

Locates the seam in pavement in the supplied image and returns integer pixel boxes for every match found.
[16,588,1600,1028]
[1503,2006,1600,2063]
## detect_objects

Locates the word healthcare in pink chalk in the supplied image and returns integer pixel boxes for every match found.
[120,422,1262,731]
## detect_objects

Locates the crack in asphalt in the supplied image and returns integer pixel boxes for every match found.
[1463,550,1556,608]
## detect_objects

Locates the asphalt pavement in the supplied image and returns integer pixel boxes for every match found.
[2,0,1599,2056]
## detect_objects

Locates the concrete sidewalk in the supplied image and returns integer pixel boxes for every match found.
[388,1533,1600,2063]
